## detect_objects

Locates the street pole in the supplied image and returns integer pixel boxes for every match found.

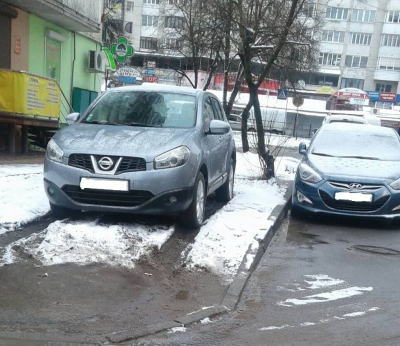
[294,106,299,140]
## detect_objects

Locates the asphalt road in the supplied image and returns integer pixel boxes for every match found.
[134,213,400,346]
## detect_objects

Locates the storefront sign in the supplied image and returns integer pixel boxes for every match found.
[338,91,369,99]
[379,92,396,102]
[366,91,380,102]
[0,70,60,118]
[14,36,21,54]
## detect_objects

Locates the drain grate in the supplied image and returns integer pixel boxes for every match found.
[349,245,400,256]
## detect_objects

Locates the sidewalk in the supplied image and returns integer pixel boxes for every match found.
[0,150,45,165]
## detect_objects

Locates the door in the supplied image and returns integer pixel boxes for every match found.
[0,13,11,69]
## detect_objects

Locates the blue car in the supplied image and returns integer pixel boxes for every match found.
[291,122,400,222]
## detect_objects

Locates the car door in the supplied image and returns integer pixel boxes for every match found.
[210,96,231,179]
[202,96,222,189]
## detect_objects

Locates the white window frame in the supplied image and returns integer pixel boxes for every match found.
[351,9,375,23]
[345,55,368,68]
[126,1,134,11]
[143,0,159,4]
[319,53,342,66]
[386,10,400,23]
[321,30,345,43]
[348,32,372,45]
[377,57,400,70]
[325,7,349,20]
[381,34,400,47]
[142,15,158,27]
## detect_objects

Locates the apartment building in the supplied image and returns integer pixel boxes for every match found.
[110,0,400,101]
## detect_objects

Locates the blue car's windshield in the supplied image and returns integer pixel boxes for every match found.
[82,91,196,128]
[311,129,400,161]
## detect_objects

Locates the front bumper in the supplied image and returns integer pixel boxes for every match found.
[292,179,400,219]
[43,156,198,214]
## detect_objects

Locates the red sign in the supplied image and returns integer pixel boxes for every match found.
[143,75,159,83]
[381,120,400,128]
[379,92,396,102]
[337,91,369,99]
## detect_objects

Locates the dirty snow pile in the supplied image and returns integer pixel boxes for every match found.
[0,146,304,279]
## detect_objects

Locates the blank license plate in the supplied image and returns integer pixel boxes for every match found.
[80,177,129,191]
[335,192,372,202]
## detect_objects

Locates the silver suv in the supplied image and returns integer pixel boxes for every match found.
[44,84,236,228]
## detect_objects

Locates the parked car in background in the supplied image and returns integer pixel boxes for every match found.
[248,107,286,134]
[44,84,236,229]
[322,114,368,125]
[292,123,400,223]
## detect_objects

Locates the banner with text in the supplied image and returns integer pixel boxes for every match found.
[0,70,60,118]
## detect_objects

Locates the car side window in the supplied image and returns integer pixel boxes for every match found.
[210,97,227,122]
[203,97,215,131]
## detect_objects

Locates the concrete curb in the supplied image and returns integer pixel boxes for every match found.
[106,182,293,344]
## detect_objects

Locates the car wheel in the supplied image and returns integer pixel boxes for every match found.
[180,172,206,229]
[216,159,235,202]
[50,202,73,219]
[248,127,256,132]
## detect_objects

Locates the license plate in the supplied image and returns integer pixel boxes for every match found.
[80,177,129,191]
[334,192,372,202]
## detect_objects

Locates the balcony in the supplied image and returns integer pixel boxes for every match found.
[2,0,101,32]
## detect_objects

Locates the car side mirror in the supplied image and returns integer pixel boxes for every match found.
[66,112,80,125]
[209,119,230,135]
[299,142,307,155]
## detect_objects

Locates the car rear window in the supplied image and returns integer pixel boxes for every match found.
[311,129,400,161]
[82,91,197,128]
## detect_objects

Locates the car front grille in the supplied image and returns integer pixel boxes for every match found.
[69,154,94,173]
[62,185,154,207]
[68,154,146,174]
[319,190,389,212]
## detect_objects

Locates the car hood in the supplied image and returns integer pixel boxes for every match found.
[308,155,400,181]
[54,124,195,161]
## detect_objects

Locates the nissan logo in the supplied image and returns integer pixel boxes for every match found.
[349,183,362,190]
[98,157,114,170]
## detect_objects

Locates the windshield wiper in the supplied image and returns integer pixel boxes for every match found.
[311,152,335,157]
[82,120,121,125]
[338,156,380,160]
[125,122,158,128]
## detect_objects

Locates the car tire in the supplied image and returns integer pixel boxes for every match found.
[290,204,302,219]
[216,159,235,202]
[50,202,73,219]
[180,172,206,229]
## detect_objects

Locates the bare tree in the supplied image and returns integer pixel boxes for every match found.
[223,0,322,178]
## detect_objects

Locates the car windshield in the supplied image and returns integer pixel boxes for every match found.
[311,129,400,161]
[82,91,196,128]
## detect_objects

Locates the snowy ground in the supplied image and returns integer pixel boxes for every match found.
[0,135,309,280]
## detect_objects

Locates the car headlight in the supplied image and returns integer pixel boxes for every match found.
[154,146,190,169]
[298,163,322,184]
[46,139,64,163]
[390,178,400,190]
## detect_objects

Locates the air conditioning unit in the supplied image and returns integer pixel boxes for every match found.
[370,108,380,115]
[88,50,105,73]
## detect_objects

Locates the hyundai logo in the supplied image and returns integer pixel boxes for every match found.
[349,183,362,190]
[98,157,114,170]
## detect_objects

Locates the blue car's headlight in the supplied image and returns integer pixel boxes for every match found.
[390,178,400,190]
[154,146,190,169]
[46,139,64,163]
[298,163,322,184]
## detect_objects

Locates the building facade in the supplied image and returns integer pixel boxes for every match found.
[0,0,104,153]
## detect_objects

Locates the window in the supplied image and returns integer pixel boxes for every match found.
[325,7,349,20]
[300,2,315,17]
[142,15,158,26]
[165,16,184,28]
[340,78,364,89]
[126,1,134,11]
[377,57,400,70]
[386,10,400,23]
[140,36,158,50]
[210,98,227,122]
[319,53,342,66]
[168,0,180,4]
[376,83,392,92]
[345,55,368,68]
[351,9,375,22]
[166,38,181,50]
[143,0,159,4]
[381,34,400,47]
[321,30,345,43]
[203,97,214,131]
[348,32,372,45]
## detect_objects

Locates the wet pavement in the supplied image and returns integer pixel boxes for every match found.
[132,213,400,346]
